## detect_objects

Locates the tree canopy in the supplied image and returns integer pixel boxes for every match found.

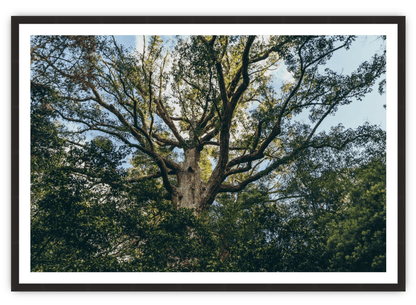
[30,35,386,272]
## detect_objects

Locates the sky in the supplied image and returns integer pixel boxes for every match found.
[314,36,386,132]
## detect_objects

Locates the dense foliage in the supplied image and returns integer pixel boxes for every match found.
[30,35,386,272]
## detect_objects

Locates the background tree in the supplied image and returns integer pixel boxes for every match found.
[326,156,386,272]
[205,133,385,272]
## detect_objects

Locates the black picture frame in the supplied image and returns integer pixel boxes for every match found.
[11,16,406,292]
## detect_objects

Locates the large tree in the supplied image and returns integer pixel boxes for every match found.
[30,35,386,213]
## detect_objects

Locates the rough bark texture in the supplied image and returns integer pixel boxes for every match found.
[176,148,202,210]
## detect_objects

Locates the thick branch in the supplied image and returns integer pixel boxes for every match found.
[198,35,229,107]
[229,36,256,109]
[126,169,177,182]
[151,133,182,148]
[225,162,252,177]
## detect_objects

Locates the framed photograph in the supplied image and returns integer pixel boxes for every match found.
[11,16,405,291]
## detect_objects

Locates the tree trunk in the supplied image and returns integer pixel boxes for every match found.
[176,148,202,211]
